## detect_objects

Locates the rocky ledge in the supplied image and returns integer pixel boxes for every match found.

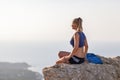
[43,56,120,80]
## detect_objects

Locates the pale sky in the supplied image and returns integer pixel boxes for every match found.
[0,0,120,43]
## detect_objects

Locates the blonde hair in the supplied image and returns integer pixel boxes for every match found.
[73,17,83,32]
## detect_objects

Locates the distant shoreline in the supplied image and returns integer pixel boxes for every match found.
[0,62,42,80]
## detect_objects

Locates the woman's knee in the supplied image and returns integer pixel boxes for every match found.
[58,51,63,58]
[58,51,70,58]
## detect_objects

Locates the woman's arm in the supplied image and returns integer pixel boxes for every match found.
[84,38,88,55]
[84,38,88,63]
[68,32,79,57]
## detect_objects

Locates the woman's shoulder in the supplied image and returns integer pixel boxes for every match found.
[74,31,86,38]
[74,31,84,35]
[74,32,80,36]
[73,32,81,38]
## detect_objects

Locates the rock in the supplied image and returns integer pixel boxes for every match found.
[42,56,120,80]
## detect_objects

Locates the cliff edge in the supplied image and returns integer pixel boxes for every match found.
[43,56,120,80]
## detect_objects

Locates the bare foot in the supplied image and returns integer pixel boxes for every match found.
[56,58,64,64]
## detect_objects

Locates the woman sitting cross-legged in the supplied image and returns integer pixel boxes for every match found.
[56,17,88,64]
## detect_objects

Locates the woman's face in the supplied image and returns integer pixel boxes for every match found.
[72,23,78,30]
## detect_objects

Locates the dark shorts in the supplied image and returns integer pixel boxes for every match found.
[69,56,85,64]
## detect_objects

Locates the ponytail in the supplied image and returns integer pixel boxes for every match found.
[77,17,83,32]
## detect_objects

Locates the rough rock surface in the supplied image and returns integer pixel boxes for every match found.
[43,56,120,80]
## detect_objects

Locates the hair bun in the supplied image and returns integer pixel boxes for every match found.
[77,17,80,20]
[77,17,82,22]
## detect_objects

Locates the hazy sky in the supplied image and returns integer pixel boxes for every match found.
[0,0,120,43]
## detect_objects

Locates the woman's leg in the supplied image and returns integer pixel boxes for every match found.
[58,51,70,58]
[56,51,70,64]
[56,56,70,64]
[56,57,65,64]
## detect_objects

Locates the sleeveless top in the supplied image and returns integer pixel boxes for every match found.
[70,32,86,47]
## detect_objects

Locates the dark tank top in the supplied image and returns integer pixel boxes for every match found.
[70,32,86,47]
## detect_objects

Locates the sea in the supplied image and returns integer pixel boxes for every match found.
[0,41,120,76]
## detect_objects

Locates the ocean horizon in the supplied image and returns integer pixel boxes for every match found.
[0,41,120,74]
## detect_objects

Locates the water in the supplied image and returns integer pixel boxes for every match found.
[0,41,120,75]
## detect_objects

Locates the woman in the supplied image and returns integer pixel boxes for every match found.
[56,17,88,64]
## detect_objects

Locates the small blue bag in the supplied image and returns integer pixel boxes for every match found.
[86,53,103,64]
